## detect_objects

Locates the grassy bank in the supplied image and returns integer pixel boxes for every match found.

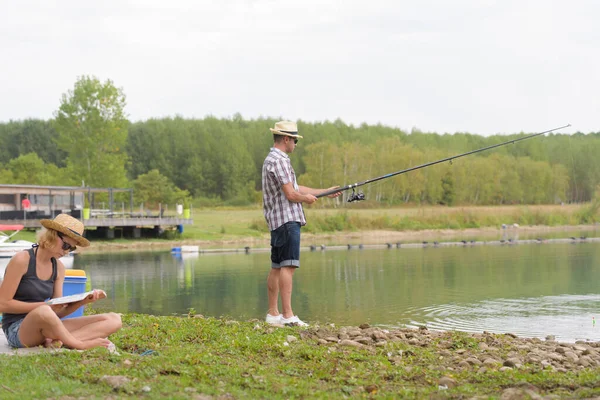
[184,203,599,237]
[12,204,598,247]
[1,313,599,399]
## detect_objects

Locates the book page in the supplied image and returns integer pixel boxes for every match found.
[45,290,106,305]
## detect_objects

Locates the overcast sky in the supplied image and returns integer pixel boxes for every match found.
[1,1,597,136]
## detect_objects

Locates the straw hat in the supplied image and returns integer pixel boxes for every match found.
[40,213,90,247]
[269,121,303,139]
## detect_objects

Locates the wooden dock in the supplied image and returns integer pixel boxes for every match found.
[2,216,193,239]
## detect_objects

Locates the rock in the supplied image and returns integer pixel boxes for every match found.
[286,335,298,343]
[359,323,370,329]
[548,353,563,361]
[317,339,328,345]
[388,356,403,365]
[364,384,378,394]
[465,357,482,366]
[354,337,373,345]
[503,358,521,368]
[499,366,513,372]
[500,387,542,400]
[438,376,457,388]
[526,354,541,364]
[192,395,214,400]
[372,331,388,341]
[324,336,338,342]
[564,352,579,363]
[100,375,130,389]
[483,358,500,366]
[347,329,362,338]
[545,335,556,341]
[339,339,362,348]
[577,356,592,367]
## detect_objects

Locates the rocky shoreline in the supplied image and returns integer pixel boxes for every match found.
[262,321,600,398]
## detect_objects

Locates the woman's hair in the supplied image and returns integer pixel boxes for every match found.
[37,227,58,249]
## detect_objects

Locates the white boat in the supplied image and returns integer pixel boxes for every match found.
[0,224,34,259]
[0,224,75,276]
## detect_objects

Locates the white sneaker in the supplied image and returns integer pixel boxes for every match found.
[265,313,283,325]
[280,315,309,327]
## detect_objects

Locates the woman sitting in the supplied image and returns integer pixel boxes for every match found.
[0,214,121,350]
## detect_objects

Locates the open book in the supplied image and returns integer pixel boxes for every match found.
[45,290,106,305]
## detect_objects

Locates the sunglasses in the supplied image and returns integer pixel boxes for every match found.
[291,138,298,144]
[57,232,77,251]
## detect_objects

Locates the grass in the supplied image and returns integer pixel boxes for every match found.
[1,313,599,399]
[9,204,597,245]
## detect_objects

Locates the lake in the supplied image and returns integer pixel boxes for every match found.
[72,238,600,343]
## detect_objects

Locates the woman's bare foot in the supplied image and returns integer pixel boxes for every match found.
[44,338,63,349]
[69,338,111,350]
[81,338,112,350]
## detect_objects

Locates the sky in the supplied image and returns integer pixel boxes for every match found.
[1,1,598,136]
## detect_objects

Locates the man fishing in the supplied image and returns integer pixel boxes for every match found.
[262,121,341,326]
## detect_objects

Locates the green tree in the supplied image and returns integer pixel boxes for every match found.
[133,169,190,208]
[6,153,70,185]
[53,76,129,188]
[0,168,14,183]
[440,171,455,206]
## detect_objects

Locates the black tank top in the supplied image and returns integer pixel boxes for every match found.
[2,247,57,333]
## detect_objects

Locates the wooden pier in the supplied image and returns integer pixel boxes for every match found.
[3,215,193,239]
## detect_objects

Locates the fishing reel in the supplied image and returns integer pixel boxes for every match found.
[347,188,365,202]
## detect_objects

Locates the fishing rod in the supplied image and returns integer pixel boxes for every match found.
[316,124,571,201]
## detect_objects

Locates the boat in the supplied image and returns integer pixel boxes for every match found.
[0,224,34,259]
[0,225,75,276]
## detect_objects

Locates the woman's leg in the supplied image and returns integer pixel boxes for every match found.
[18,305,111,350]
[62,313,122,341]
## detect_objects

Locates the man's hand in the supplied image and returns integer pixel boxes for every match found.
[326,186,343,199]
[304,194,317,204]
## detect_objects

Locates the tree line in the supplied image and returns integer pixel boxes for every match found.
[0,76,598,207]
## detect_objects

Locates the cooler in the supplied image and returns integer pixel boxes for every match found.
[63,269,87,319]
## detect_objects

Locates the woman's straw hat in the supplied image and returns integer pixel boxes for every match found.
[40,213,90,247]
[269,121,303,139]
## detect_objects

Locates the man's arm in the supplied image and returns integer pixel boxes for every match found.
[298,186,342,198]
[282,183,317,204]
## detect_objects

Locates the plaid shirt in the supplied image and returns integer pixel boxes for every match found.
[262,147,306,231]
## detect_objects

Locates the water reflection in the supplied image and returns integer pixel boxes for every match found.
[78,241,600,343]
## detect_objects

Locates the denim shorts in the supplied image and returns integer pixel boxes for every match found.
[4,318,25,348]
[270,221,301,268]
